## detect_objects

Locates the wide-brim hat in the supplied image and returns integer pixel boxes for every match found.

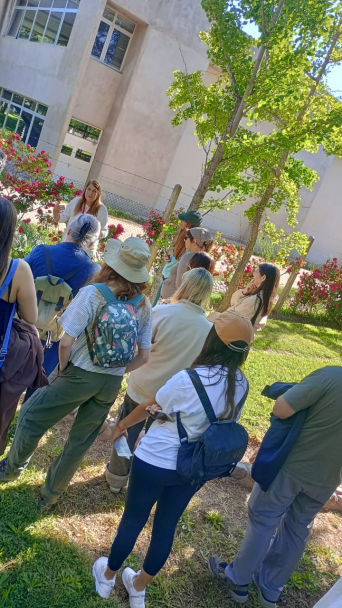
[104,237,150,283]
[178,210,203,227]
[209,310,253,350]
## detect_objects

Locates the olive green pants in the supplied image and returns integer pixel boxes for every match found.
[2,363,122,504]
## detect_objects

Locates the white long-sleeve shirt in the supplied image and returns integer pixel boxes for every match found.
[59,196,108,257]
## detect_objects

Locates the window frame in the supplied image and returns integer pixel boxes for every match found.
[0,87,48,147]
[6,0,80,47]
[90,7,135,73]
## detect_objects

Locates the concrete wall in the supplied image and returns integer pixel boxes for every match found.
[87,0,210,204]
[0,0,107,163]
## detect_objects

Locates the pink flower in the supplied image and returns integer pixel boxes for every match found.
[40,150,46,155]
[36,169,41,174]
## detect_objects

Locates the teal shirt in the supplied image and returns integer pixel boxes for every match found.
[283,366,342,488]
[162,256,178,279]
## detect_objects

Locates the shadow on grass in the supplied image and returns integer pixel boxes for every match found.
[255,320,342,359]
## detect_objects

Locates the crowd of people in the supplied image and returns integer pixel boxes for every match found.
[0,186,341,608]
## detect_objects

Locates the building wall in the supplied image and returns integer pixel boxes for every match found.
[0,0,107,162]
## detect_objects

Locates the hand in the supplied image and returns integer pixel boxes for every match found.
[53,202,65,221]
[146,404,162,416]
[111,422,128,443]
[243,280,257,295]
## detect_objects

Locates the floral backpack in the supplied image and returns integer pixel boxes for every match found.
[86,283,144,368]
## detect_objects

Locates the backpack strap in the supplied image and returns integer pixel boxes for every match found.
[176,370,218,446]
[187,369,217,424]
[44,244,86,286]
[235,379,249,416]
[250,294,263,326]
[0,259,19,370]
[93,283,118,304]
[0,259,19,299]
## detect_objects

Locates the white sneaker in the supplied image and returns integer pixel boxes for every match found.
[122,567,146,608]
[92,556,115,598]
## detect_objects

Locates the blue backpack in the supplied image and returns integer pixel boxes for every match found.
[176,369,249,486]
[86,284,144,368]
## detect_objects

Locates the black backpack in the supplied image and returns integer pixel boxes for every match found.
[176,370,249,486]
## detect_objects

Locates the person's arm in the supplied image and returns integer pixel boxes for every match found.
[125,347,150,373]
[175,254,191,289]
[111,395,158,442]
[98,205,108,238]
[273,369,328,419]
[16,260,38,324]
[273,395,296,419]
[58,332,75,372]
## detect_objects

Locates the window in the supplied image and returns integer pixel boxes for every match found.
[91,7,135,72]
[75,148,92,162]
[7,0,80,47]
[0,88,47,147]
[61,143,73,156]
[68,118,101,143]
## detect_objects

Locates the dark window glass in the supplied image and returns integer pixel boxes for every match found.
[37,103,48,116]
[68,118,101,142]
[3,90,12,101]
[67,0,80,8]
[115,14,135,34]
[30,10,49,42]
[28,115,44,147]
[24,98,37,111]
[18,10,34,39]
[61,144,73,156]
[20,110,34,141]
[16,0,28,6]
[75,149,92,162]
[52,0,68,7]
[5,105,21,133]
[16,110,32,141]
[0,102,8,129]
[13,94,24,106]
[103,7,114,21]
[91,20,109,59]
[42,11,61,43]
[40,0,53,6]
[104,28,130,71]
[27,0,39,6]
[7,9,23,37]
[56,12,76,46]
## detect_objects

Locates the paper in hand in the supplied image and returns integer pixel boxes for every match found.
[114,435,132,458]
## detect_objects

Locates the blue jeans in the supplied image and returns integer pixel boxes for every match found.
[108,456,198,576]
[226,469,336,602]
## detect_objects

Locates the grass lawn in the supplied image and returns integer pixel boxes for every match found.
[0,320,341,608]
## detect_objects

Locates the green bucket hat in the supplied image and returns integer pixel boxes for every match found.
[178,210,203,227]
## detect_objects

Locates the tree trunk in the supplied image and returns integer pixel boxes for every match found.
[217,152,289,311]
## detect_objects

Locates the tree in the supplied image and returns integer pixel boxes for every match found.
[167,0,342,307]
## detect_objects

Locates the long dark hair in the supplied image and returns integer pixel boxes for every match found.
[190,326,248,420]
[188,251,215,275]
[173,222,193,260]
[0,198,17,279]
[246,262,280,316]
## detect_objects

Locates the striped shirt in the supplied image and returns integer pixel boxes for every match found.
[59,285,152,375]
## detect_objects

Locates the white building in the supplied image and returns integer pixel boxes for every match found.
[0,0,341,264]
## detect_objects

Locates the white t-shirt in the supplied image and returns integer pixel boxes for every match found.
[59,196,108,256]
[134,366,248,470]
[59,285,152,375]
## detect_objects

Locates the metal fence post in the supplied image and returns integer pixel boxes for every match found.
[272,236,315,315]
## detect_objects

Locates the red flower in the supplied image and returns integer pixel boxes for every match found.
[18,226,23,233]
[40,150,46,155]
[52,237,58,242]
[48,233,52,237]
